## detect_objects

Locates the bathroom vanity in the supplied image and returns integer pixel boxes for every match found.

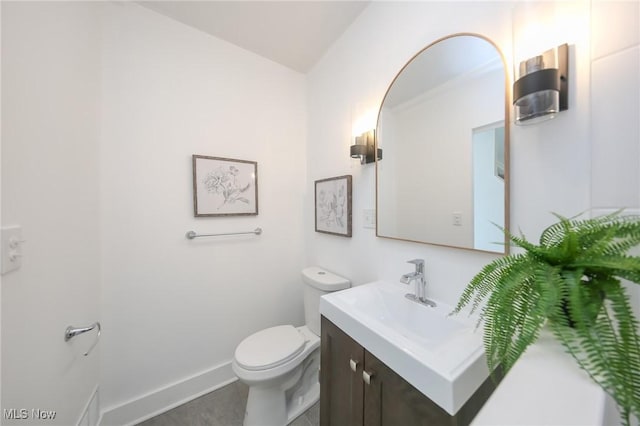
[320,317,498,425]
[319,281,501,426]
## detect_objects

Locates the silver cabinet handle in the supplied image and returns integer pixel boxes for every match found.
[349,358,358,372]
[363,370,374,385]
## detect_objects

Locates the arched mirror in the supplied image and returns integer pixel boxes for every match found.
[376,34,509,253]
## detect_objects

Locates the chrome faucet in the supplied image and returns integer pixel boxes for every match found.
[400,259,436,307]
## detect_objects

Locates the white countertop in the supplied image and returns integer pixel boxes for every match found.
[471,328,609,426]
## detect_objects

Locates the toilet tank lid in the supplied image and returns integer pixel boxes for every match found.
[302,267,350,291]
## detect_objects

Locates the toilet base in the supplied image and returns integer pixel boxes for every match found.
[285,381,319,425]
[244,385,287,426]
[243,349,320,426]
[243,380,319,426]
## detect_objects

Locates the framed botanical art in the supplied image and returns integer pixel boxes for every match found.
[192,155,258,217]
[315,175,352,237]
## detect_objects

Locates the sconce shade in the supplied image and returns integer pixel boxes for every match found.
[350,130,382,164]
[513,43,568,125]
[350,144,368,158]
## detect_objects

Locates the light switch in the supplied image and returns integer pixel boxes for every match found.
[452,212,462,226]
[363,209,376,229]
[2,226,24,275]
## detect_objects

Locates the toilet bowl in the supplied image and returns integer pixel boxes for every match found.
[232,267,350,426]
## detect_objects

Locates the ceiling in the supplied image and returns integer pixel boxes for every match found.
[138,1,370,73]
[384,36,503,108]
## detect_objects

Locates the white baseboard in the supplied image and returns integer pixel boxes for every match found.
[99,361,237,426]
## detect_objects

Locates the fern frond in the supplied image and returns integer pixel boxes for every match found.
[482,272,537,371]
[480,263,561,373]
[452,253,531,316]
[606,285,640,417]
[572,255,640,283]
[552,281,640,422]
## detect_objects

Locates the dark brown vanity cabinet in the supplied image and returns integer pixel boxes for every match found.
[320,316,364,425]
[320,316,498,426]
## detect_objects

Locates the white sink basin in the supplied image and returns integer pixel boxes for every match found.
[319,280,489,415]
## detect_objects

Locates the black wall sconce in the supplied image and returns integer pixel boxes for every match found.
[513,43,568,125]
[350,130,382,164]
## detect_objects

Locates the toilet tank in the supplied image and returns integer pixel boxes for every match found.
[302,266,350,336]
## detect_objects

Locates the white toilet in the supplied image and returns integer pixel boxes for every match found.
[232,266,350,426]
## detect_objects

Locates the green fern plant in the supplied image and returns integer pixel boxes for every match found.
[452,211,640,425]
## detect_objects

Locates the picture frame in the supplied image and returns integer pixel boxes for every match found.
[315,175,352,237]
[192,155,258,217]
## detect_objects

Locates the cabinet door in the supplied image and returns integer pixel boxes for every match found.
[363,350,453,426]
[321,316,364,426]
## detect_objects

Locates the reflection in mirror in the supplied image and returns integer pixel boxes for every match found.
[376,35,508,253]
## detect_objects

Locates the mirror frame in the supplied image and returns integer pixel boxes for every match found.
[375,33,511,254]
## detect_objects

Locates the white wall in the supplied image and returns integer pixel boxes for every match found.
[306,1,591,306]
[1,2,102,425]
[98,3,307,423]
[590,0,639,216]
[590,0,640,215]
[1,1,4,415]
[589,0,640,359]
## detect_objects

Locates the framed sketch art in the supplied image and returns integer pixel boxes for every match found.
[192,155,258,217]
[315,175,352,237]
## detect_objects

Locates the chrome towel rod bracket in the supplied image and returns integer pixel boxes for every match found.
[185,227,262,240]
[65,321,101,356]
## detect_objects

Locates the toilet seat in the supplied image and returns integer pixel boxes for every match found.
[235,325,306,371]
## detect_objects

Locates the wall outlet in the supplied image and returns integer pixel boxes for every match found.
[2,226,24,275]
[363,209,376,229]
[452,212,462,226]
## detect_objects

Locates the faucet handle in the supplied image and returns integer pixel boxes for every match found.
[407,259,424,272]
